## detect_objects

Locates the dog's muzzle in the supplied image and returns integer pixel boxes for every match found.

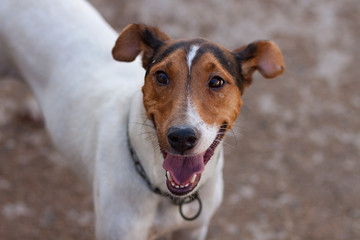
[162,123,227,196]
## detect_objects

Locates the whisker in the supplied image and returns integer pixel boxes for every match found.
[214,139,235,149]
[150,141,161,152]
[145,137,157,143]
[138,132,157,138]
[145,135,158,143]
[229,129,242,135]
[228,129,239,146]
[133,122,155,128]
[222,142,236,149]
[133,121,156,130]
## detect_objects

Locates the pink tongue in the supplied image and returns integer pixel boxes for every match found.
[163,153,205,185]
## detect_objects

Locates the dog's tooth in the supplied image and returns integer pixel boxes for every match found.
[180,185,184,188]
[166,171,173,181]
[185,183,189,187]
[190,174,197,183]
[175,185,179,189]
[171,182,175,187]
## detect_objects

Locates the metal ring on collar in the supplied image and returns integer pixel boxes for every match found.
[179,193,202,221]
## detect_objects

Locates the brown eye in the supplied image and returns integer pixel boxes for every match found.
[208,76,225,89]
[154,71,169,86]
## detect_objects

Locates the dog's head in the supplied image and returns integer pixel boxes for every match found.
[112,24,285,196]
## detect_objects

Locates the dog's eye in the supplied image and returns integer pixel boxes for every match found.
[154,71,169,86]
[208,76,225,89]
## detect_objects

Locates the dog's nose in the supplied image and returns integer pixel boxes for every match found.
[167,126,199,154]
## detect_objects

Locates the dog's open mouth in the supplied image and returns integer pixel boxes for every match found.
[162,124,226,196]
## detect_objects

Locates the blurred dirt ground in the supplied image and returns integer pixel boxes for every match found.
[1,0,360,239]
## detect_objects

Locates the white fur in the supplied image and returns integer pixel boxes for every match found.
[186,44,219,157]
[0,0,224,239]
[187,45,200,72]
[186,96,219,154]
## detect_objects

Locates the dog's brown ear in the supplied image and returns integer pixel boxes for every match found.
[112,23,170,69]
[233,40,285,88]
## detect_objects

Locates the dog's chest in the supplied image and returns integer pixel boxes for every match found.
[147,199,202,239]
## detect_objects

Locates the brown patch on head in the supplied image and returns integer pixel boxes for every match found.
[205,62,216,72]
[190,52,243,130]
[142,48,189,149]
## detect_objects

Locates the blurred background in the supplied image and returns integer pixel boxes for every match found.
[0,0,359,239]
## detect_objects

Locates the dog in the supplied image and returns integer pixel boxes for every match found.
[0,0,285,239]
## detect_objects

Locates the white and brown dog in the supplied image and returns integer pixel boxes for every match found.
[0,0,285,239]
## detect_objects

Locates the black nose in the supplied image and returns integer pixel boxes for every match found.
[167,126,199,154]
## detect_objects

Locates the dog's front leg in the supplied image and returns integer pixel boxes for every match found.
[94,188,158,240]
[172,225,209,240]
[93,153,159,240]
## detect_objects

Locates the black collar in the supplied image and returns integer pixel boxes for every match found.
[127,122,202,221]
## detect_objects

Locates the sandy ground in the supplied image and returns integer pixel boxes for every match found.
[1,0,360,239]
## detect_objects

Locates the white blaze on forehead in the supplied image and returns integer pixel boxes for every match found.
[186,96,218,154]
[186,44,218,154]
[187,45,200,72]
